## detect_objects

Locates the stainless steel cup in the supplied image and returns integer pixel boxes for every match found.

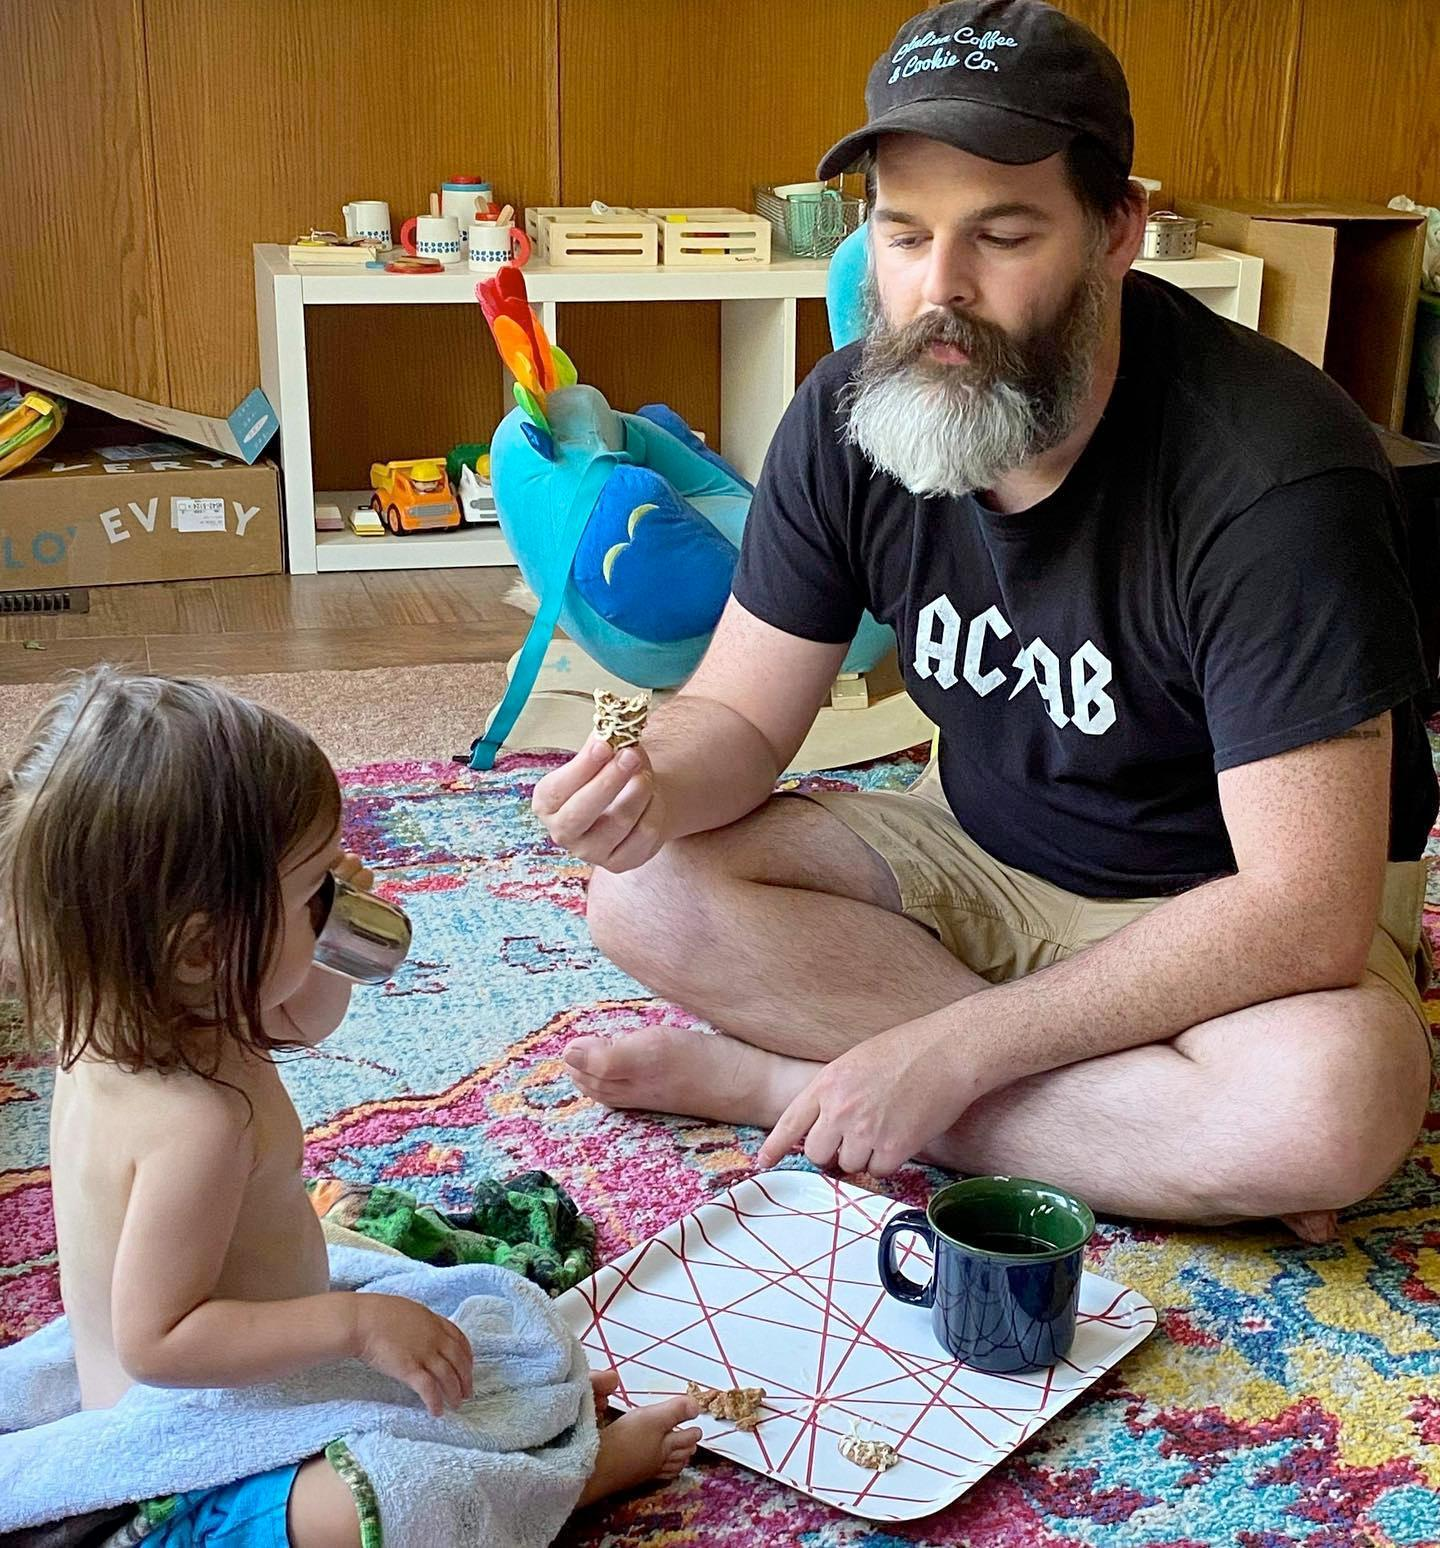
[311,872,412,984]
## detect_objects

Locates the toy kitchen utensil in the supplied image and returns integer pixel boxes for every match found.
[311,872,411,984]
[438,177,495,236]
[468,221,532,272]
[1141,211,1205,260]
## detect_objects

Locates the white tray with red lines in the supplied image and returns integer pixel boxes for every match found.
[557,1169,1156,1522]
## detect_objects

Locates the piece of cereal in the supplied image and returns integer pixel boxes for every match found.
[592,689,650,750]
[837,1417,901,1472]
[687,1380,766,1431]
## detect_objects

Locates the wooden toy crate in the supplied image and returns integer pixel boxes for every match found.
[646,208,772,267]
[523,206,659,268]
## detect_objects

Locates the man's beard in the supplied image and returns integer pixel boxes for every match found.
[842,259,1109,498]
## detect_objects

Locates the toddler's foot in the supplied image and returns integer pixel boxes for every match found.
[590,1368,619,1419]
[577,1392,702,1506]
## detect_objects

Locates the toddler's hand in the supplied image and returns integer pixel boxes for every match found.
[334,852,375,892]
[353,1294,473,1416]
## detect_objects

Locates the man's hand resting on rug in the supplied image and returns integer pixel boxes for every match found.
[532,735,668,873]
[757,1015,990,1177]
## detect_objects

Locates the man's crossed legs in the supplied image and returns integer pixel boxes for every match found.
[566,778,1432,1241]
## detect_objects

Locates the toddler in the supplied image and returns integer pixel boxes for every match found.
[0,669,698,1547]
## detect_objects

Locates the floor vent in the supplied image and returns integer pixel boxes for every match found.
[0,588,90,615]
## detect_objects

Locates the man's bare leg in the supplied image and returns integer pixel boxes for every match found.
[571,797,1430,1233]
[570,976,1427,1235]
[569,796,983,1123]
[928,980,1428,1235]
[582,796,988,1058]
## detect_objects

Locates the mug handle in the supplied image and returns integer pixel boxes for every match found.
[399,216,418,256]
[878,1208,936,1307]
[507,227,533,268]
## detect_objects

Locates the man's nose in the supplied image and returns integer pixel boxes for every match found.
[918,235,978,312]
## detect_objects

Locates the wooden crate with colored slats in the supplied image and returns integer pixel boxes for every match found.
[646,207,772,267]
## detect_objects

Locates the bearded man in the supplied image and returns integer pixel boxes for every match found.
[530,0,1438,1240]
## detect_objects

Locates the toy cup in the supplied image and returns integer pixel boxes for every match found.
[342,199,391,244]
[311,872,412,985]
[400,213,463,264]
[468,222,531,271]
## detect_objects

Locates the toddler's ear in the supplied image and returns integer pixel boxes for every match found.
[172,914,216,985]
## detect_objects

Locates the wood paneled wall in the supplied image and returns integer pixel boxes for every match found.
[2,0,169,402]
[1288,0,1440,204]
[141,0,558,487]
[3,0,1437,490]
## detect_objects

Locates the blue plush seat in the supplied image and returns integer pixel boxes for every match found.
[470,231,885,769]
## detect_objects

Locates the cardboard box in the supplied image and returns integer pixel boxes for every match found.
[0,348,277,465]
[1174,199,1425,431]
[1409,291,1440,441]
[0,432,282,590]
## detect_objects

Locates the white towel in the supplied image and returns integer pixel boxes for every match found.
[0,1247,597,1547]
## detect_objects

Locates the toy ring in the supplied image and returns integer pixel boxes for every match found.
[385,256,444,274]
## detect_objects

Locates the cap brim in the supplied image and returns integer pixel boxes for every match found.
[818,99,1074,179]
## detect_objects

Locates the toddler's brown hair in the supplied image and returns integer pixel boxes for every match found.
[0,668,340,1076]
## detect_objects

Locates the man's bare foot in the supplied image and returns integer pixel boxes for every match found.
[564,1026,811,1127]
[1278,1209,1339,1244]
[928,1131,1344,1244]
[577,1395,703,1506]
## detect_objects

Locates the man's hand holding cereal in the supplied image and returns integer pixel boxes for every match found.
[532,691,665,873]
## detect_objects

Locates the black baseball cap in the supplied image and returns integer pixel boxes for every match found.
[819,0,1133,179]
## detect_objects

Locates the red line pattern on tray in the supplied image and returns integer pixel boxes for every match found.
[559,1171,1157,1521]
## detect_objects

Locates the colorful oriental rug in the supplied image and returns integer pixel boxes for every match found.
[2,743,1438,1547]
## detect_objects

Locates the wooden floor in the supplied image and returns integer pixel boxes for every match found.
[0,569,532,684]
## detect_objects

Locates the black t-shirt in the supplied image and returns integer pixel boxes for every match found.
[733,272,1438,898]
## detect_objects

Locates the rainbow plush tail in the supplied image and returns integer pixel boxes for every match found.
[475,268,578,452]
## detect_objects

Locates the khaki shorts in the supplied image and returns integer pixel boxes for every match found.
[796,760,1433,1041]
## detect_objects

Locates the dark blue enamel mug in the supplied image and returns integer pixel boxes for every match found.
[878,1175,1095,1373]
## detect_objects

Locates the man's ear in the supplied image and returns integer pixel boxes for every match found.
[172,914,215,986]
[1104,188,1147,273]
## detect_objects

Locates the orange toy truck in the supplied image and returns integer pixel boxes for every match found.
[368,459,463,535]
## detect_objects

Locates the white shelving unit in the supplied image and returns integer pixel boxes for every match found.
[254,242,1262,575]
